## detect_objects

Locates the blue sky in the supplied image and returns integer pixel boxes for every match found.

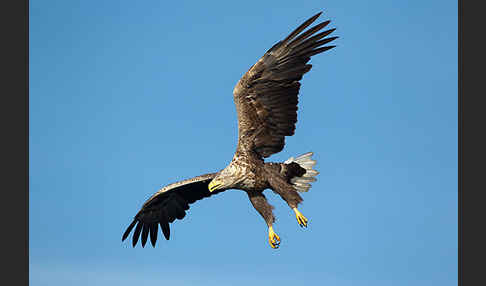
[30,1,457,285]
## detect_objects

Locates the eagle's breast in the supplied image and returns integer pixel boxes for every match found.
[230,152,268,190]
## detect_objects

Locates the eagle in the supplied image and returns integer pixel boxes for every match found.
[122,12,337,249]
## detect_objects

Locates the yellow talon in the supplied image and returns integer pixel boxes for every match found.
[293,208,308,228]
[268,226,281,249]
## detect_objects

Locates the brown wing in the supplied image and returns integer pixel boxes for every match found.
[122,172,224,247]
[233,12,337,158]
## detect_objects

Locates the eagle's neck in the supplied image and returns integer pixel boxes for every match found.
[221,160,247,187]
[222,150,265,190]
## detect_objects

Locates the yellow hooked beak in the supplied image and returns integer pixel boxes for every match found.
[208,179,223,192]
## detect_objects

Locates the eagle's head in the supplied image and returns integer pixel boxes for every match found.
[208,164,241,192]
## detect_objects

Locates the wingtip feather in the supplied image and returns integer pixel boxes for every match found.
[141,224,149,248]
[150,224,158,247]
[132,221,142,247]
[122,220,137,242]
[282,12,324,44]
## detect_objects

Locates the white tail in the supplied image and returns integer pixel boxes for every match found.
[284,152,319,192]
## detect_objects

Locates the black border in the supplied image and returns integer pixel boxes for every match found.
[460,0,485,285]
[2,0,28,285]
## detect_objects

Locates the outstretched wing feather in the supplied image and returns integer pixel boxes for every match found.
[149,223,158,247]
[132,221,142,247]
[122,172,222,247]
[233,12,337,158]
[141,224,149,247]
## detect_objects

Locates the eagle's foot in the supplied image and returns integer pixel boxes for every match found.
[293,208,308,228]
[268,226,281,249]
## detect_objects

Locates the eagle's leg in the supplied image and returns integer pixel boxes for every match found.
[293,207,308,228]
[265,168,309,228]
[246,190,280,249]
[268,225,280,249]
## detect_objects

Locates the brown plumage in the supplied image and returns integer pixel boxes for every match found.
[122,12,337,249]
